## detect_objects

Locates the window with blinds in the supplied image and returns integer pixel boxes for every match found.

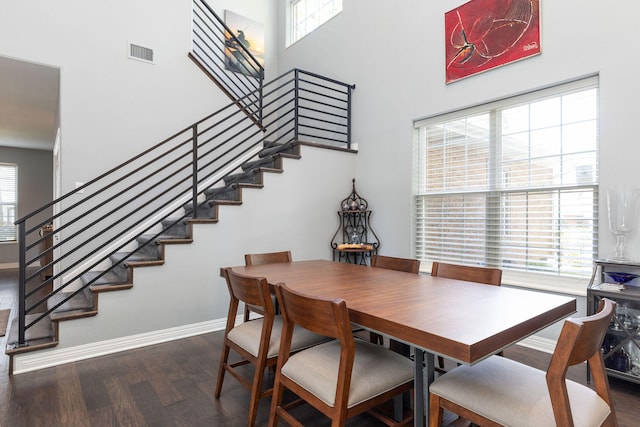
[413,77,599,278]
[0,164,17,242]
[288,0,342,46]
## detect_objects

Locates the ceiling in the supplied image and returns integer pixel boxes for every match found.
[0,55,59,151]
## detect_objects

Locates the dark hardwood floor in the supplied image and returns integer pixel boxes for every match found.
[0,268,637,426]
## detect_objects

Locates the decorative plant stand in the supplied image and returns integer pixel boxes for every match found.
[330,179,380,265]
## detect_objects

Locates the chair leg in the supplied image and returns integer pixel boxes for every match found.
[268,378,286,427]
[215,342,231,398]
[244,306,251,322]
[248,358,267,427]
[428,393,444,427]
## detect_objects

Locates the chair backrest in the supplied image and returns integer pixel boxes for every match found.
[371,254,420,274]
[244,250,292,266]
[221,268,275,324]
[546,298,616,426]
[431,261,502,286]
[274,283,355,385]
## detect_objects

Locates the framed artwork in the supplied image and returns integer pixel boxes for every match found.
[224,10,265,77]
[445,0,540,84]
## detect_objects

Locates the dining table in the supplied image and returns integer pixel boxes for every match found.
[228,259,577,426]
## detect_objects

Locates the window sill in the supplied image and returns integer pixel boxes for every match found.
[500,270,587,297]
[420,264,587,297]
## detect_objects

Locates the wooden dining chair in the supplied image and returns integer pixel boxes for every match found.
[269,283,415,427]
[372,254,421,274]
[215,268,330,427]
[243,250,292,321]
[428,298,618,427]
[370,254,420,357]
[431,261,502,372]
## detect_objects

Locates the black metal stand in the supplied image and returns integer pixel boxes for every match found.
[330,179,380,265]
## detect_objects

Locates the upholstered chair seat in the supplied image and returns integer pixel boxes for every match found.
[429,355,612,427]
[227,316,330,358]
[281,339,414,408]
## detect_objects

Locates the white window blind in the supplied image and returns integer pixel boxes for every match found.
[414,76,599,278]
[289,0,342,45]
[0,164,17,242]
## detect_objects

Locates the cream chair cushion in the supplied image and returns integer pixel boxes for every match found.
[228,315,330,358]
[429,355,611,427]
[281,339,414,408]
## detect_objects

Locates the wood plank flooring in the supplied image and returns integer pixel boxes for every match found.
[0,268,638,426]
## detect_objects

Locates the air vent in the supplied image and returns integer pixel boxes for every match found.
[129,43,154,63]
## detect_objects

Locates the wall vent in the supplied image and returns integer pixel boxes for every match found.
[129,43,154,63]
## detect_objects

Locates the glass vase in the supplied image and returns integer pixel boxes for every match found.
[607,186,640,261]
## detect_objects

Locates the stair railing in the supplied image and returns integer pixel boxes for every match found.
[191,0,264,125]
[13,68,355,348]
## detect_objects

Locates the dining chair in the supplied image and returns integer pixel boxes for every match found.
[428,298,618,427]
[269,283,415,427]
[369,254,420,357]
[243,250,292,321]
[431,261,502,372]
[215,268,330,427]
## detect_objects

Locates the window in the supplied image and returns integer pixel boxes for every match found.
[414,77,599,279]
[288,0,342,46]
[0,164,17,242]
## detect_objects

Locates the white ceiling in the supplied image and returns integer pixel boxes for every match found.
[0,55,59,151]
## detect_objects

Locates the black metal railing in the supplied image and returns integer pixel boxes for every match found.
[13,66,355,348]
[191,0,264,123]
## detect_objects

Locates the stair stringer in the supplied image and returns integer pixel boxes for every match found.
[11,144,357,373]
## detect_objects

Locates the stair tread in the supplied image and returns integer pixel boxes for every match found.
[83,270,133,291]
[278,152,302,160]
[258,142,298,158]
[111,251,163,265]
[188,218,219,224]
[242,156,277,171]
[6,314,56,350]
[82,270,128,286]
[213,200,243,205]
[48,291,93,313]
[50,309,98,322]
[138,234,192,244]
[204,185,238,196]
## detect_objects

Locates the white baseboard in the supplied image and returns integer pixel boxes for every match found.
[12,315,239,374]
[0,262,19,270]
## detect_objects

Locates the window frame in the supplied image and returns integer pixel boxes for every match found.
[0,163,18,243]
[286,0,343,47]
[413,76,599,296]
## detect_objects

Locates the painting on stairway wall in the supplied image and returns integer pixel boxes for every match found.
[445,0,540,84]
[224,10,265,78]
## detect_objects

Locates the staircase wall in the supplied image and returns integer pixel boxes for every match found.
[12,145,356,373]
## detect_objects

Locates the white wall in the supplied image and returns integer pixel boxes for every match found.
[277,0,640,263]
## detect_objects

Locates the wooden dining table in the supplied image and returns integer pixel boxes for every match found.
[229,259,577,426]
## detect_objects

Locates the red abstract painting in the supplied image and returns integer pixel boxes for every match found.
[445,0,540,84]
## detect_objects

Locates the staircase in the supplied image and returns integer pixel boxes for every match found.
[6,0,356,371]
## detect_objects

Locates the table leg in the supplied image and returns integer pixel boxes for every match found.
[413,348,434,427]
[414,349,424,427]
